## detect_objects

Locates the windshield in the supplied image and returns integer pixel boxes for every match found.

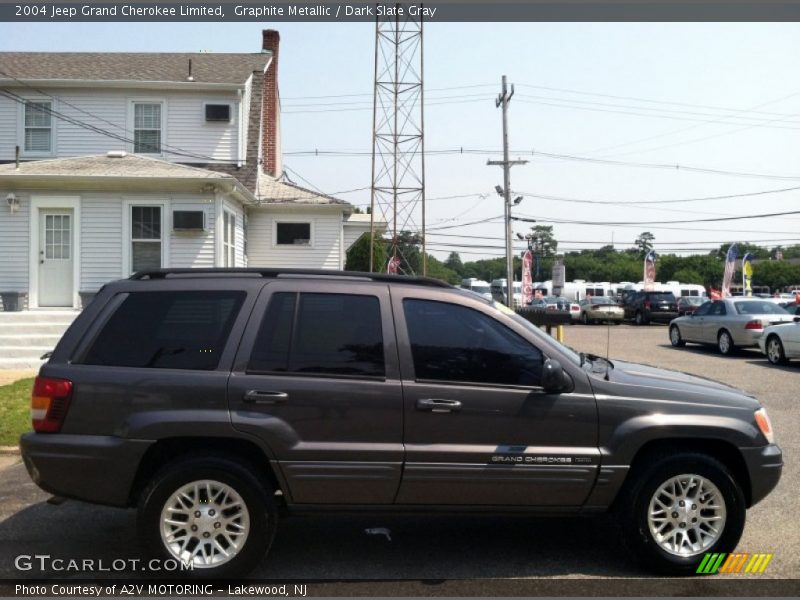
[493,302,582,366]
[734,301,790,315]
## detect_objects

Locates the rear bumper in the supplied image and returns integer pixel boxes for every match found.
[20,433,152,507]
[741,444,783,507]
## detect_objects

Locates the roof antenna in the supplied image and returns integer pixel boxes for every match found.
[186,59,194,82]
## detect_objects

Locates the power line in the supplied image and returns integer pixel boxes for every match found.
[426,232,800,245]
[514,209,800,226]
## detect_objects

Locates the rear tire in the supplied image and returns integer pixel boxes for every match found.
[669,325,686,347]
[766,335,787,365]
[137,455,276,578]
[582,312,590,325]
[717,330,735,356]
[619,453,746,575]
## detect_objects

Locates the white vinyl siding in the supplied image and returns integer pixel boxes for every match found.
[170,198,216,269]
[0,94,16,158]
[0,88,241,163]
[0,193,30,292]
[247,210,343,270]
[80,196,123,291]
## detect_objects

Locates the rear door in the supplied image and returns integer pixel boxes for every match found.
[392,289,599,507]
[228,281,404,505]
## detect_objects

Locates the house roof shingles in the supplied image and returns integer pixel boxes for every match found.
[0,52,270,85]
[0,153,230,179]
[257,175,352,207]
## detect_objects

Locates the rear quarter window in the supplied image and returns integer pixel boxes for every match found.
[81,291,245,370]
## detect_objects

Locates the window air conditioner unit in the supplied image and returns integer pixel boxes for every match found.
[173,210,205,231]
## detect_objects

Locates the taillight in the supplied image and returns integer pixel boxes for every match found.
[31,377,73,433]
[571,305,580,312]
[744,320,763,330]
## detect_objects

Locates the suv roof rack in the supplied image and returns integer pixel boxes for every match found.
[129,268,453,288]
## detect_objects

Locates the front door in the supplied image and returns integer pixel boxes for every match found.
[392,292,599,507]
[38,210,73,307]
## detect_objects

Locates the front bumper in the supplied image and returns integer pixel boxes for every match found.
[20,433,153,507]
[740,443,783,507]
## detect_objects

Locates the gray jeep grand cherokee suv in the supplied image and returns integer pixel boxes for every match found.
[21,269,781,577]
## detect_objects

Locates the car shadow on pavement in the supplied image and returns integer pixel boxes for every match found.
[743,359,800,373]
[0,489,644,579]
[659,343,764,360]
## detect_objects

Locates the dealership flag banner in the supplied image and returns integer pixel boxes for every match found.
[722,243,738,298]
[742,252,754,297]
[643,250,657,291]
[522,250,534,306]
[387,255,401,274]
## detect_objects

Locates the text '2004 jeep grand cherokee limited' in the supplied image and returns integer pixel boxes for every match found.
[21,269,781,577]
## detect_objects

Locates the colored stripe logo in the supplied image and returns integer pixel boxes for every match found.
[696,553,773,574]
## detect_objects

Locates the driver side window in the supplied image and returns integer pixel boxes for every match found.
[403,299,543,386]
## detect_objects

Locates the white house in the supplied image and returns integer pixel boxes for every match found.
[0,30,380,313]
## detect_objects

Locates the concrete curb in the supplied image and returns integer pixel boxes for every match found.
[0,445,20,456]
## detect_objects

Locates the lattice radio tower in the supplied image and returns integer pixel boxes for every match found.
[369,5,426,275]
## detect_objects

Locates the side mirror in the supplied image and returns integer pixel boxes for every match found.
[542,358,573,394]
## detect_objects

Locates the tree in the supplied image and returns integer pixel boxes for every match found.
[444,251,464,276]
[634,231,655,256]
[529,225,558,256]
[345,233,387,272]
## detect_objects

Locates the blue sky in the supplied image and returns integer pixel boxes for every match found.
[3,21,800,260]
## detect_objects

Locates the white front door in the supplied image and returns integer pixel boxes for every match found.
[38,210,74,307]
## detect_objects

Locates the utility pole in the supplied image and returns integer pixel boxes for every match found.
[488,75,527,307]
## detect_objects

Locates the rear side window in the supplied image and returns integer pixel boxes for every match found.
[248,292,384,378]
[403,299,543,386]
[82,291,245,370]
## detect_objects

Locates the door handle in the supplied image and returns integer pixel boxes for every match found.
[416,398,462,413]
[243,390,288,404]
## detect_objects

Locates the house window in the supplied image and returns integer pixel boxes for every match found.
[133,102,162,154]
[223,210,236,267]
[131,206,162,273]
[276,222,311,246]
[24,101,53,153]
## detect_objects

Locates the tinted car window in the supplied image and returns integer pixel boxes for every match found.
[648,292,677,302]
[403,299,543,386]
[694,301,712,316]
[734,301,789,315]
[248,293,385,378]
[709,301,727,316]
[82,291,244,370]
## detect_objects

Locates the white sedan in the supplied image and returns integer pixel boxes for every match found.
[758,318,800,365]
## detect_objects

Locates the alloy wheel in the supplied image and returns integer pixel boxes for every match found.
[767,337,785,365]
[647,474,727,557]
[159,479,251,568]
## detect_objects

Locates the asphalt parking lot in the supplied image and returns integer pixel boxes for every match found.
[0,324,798,594]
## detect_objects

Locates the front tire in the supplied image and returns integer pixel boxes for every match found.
[669,325,686,347]
[138,455,276,578]
[619,453,746,575]
[635,311,646,326]
[766,335,787,365]
[718,330,735,356]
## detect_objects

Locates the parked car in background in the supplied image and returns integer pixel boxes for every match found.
[490,279,522,307]
[530,296,581,321]
[461,278,492,301]
[623,291,679,325]
[677,296,706,316]
[779,301,800,316]
[758,318,800,365]
[578,296,624,324]
[669,298,796,355]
